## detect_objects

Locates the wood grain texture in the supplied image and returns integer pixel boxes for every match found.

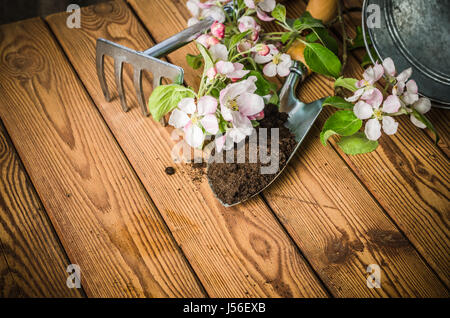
[0,121,83,297]
[45,0,327,298]
[0,18,205,298]
[291,0,450,286]
[128,0,447,297]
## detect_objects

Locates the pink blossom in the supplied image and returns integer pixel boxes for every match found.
[196,34,219,48]
[168,96,219,148]
[216,61,250,80]
[211,21,225,39]
[254,44,292,77]
[244,0,276,21]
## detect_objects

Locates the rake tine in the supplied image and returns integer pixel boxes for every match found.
[96,46,110,102]
[114,59,129,112]
[133,68,149,117]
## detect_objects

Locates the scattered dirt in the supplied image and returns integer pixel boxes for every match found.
[186,162,206,184]
[207,104,297,206]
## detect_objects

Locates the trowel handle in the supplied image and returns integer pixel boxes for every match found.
[142,17,215,57]
[279,61,307,113]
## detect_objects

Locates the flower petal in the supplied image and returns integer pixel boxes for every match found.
[185,124,205,148]
[382,95,401,113]
[396,67,412,83]
[168,109,190,129]
[382,116,398,135]
[263,62,277,77]
[345,88,364,102]
[198,95,218,115]
[382,57,396,76]
[216,60,234,74]
[215,135,226,152]
[259,0,276,12]
[402,92,419,105]
[236,92,265,116]
[201,114,219,134]
[353,100,373,119]
[178,97,196,114]
[413,97,431,114]
[244,0,255,9]
[410,114,426,128]
[406,79,418,94]
[209,43,228,61]
[187,17,200,27]
[202,6,226,23]
[254,52,273,64]
[363,88,383,108]
[256,8,275,21]
[365,118,382,141]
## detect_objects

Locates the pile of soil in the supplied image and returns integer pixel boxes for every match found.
[207,104,297,205]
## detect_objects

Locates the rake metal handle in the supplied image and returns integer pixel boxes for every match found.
[142,18,215,58]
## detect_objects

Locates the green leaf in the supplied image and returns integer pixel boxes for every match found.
[361,47,379,68]
[320,110,362,145]
[293,11,324,30]
[334,77,358,92]
[148,84,195,122]
[268,92,279,105]
[196,43,214,71]
[337,132,378,155]
[272,4,286,22]
[323,96,354,110]
[349,26,371,50]
[186,53,203,70]
[251,120,260,127]
[304,43,342,78]
[412,109,440,144]
[305,28,338,55]
[281,32,293,44]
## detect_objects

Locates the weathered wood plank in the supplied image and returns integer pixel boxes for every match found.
[46,0,327,297]
[0,243,23,297]
[287,0,450,287]
[128,0,448,297]
[0,18,206,298]
[0,121,83,297]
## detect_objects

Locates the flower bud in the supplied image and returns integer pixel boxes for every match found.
[207,35,220,47]
[211,21,225,39]
[255,43,270,56]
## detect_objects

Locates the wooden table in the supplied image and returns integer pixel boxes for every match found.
[0,0,448,298]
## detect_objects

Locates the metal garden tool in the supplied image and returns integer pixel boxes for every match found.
[96,18,215,119]
[208,61,325,207]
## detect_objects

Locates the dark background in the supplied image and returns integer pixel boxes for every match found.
[0,0,106,24]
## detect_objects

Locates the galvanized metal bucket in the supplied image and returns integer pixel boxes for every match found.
[362,0,450,108]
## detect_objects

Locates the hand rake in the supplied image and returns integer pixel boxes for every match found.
[96,18,215,122]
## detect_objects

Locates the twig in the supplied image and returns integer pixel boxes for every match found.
[335,0,348,96]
